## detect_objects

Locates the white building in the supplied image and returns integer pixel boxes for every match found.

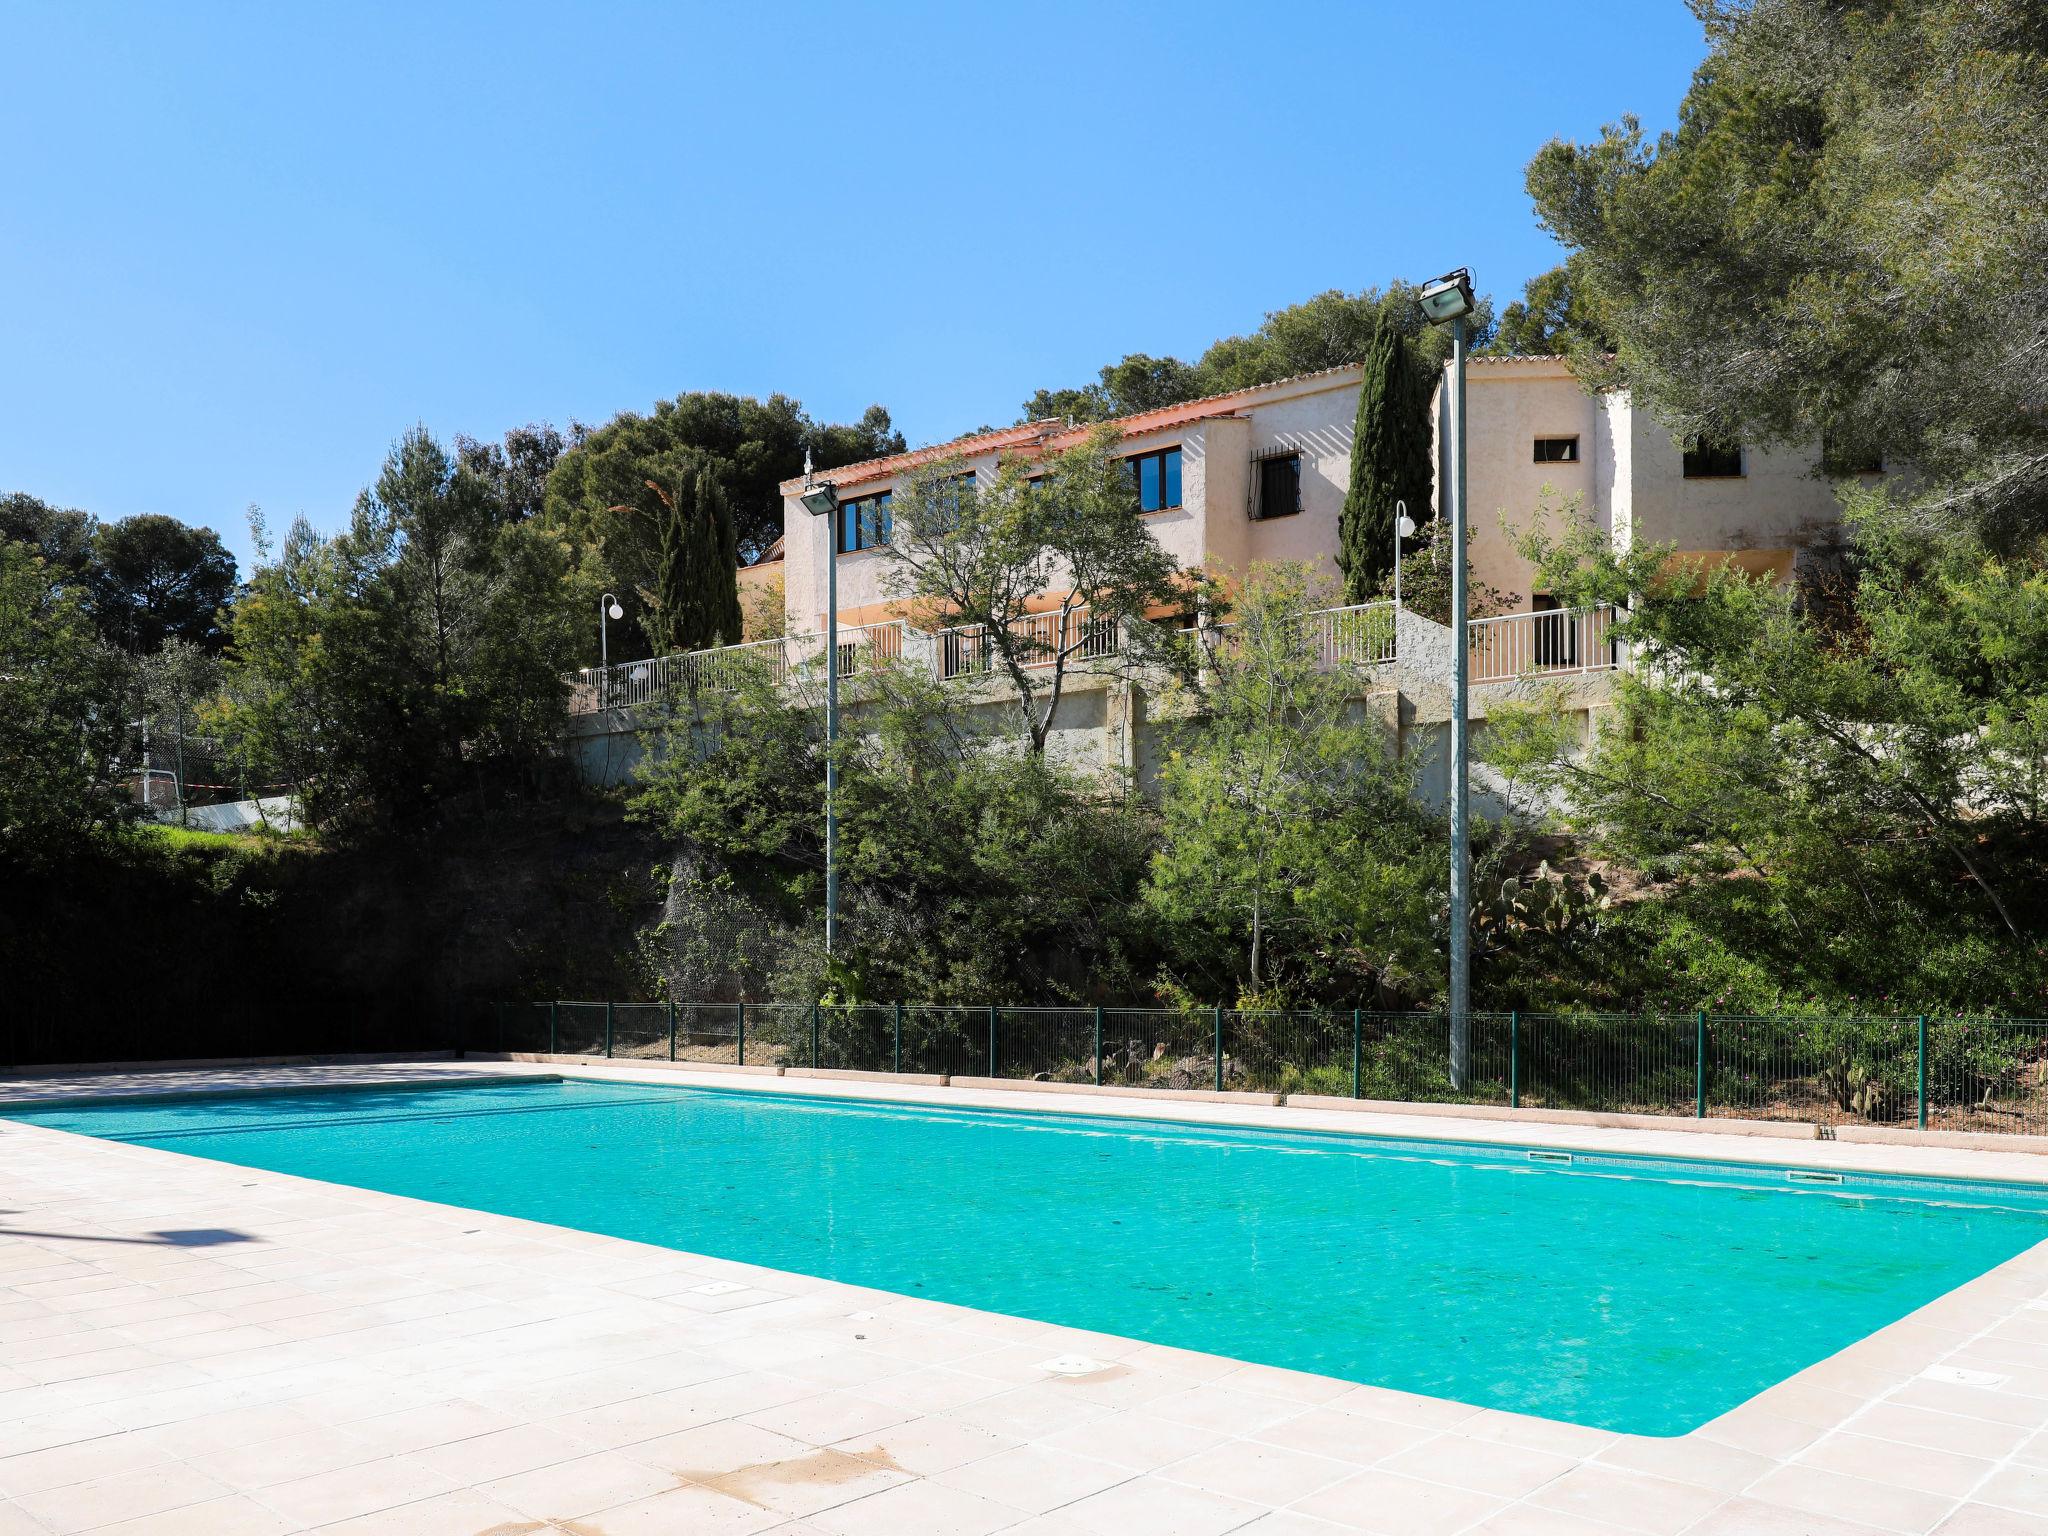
[773,356,1854,637]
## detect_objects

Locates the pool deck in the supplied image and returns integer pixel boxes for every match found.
[4,1064,2048,1534]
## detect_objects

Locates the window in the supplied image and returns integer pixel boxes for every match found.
[1126,446,1183,511]
[1531,592,1573,667]
[1682,440,1744,478]
[1533,437,1579,464]
[1821,436,1884,476]
[838,491,891,553]
[1252,453,1301,520]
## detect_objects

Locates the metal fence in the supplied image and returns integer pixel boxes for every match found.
[1467,605,1619,684]
[484,1006,2048,1138]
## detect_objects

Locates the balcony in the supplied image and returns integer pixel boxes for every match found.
[564,601,1401,715]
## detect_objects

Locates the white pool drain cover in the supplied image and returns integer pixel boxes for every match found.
[1920,1365,2007,1386]
[1038,1355,1111,1376]
[689,1281,749,1296]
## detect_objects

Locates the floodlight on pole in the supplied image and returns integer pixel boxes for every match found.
[798,453,842,956]
[1418,266,1475,1091]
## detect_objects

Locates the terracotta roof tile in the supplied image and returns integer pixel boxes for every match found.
[780,363,1366,494]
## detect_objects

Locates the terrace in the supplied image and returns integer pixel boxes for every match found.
[565,600,1620,715]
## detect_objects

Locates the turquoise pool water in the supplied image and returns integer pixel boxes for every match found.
[13,1078,2048,1435]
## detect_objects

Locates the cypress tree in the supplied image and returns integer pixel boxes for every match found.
[1337,318,1435,604]
[694,466,743,648]
[651,460,744,653]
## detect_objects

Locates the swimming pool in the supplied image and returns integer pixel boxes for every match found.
[12,1076,2047,1436]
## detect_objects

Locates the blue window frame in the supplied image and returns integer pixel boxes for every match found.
[1126,446,1183,511]
[838,491,892,553]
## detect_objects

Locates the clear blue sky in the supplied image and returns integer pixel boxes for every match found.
[1,2,1707,573]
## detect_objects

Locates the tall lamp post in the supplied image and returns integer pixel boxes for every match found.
[1417,266,1475,1090]
[1392,498,1416,614]
[797,457,841,955]
[598,592,624,709]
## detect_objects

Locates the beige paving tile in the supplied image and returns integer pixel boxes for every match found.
[303,1487,540,1533]
[807,1478,1024,1535]
[583,1480,787,1532]
[1286,1466,1509,1534]
[934,1443,1133,1514]
[743,1390,917,1446]
[1523,1462,1726,1535]
[91,1493,298,1535]
[248,1454,458,1528]
[13,1461,233,1534]
[1248,1405,1439,1467]
[1801,1430,1996,1498]
[1592,1430,1775,1493]
[830,1415,1017,1476]
[1157,1439,1354,1507]
[1060,1474,1269,1536]
[1744,1462,1957,1534]
[1039,1411,1230,1472]
[1683,1495,1896,1534]
[190,1426,386,1491]
[1467,1505,1639,1535]
[1376,1433,1577,1499]
[1934,1506,2048,1534]
[0,1430,177,1499]
[1977,1462,2048,1518]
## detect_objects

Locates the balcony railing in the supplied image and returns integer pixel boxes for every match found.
[935,607,1119,681]
[566,601,1408,715]
[1467,605,1619,685]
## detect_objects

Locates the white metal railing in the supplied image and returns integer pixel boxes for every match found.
[1312,600,1397,668]
[565,601,1416,715]
[935,607,1119,681]
[1467,604,1619,685]
[567,622,912,714]
[1205,600,1398,670]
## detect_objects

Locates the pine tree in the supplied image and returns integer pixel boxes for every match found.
[1337,319,1435,604]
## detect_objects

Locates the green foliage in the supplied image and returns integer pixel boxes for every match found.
[885,430,1186,754]
[456,423,571,525]
[1493,259,1610,357]
[1020,283,1498,424]
[216,429,581,829]
[0,492,97,588]
[0,539,131,863]
[542,392,903,657]
[1526,0,2048,542]
[1145,565,1443,1007]
[1500,505,2048,1015]
[1338,319,1434,603]
[648,456,743,653]
[628,656,1156,1004]
[87,513,237,653]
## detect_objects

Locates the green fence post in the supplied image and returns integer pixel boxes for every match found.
[988,1005,998,1078]
[1917,1014,1928,1129]
[1214,1005,1225,1093]
[736,1001,745,1067]
[605,1001,614,1059]
[1351,1009,1362,1099]
[548,1000,557,1056]
[811,1003,819,1069]
[1695,1011,1707,1118]
[666,1000,676,1062]
[1510,1011,1521,1110]
[894,1002,903,1074]
[1093,1007,1104,1087]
